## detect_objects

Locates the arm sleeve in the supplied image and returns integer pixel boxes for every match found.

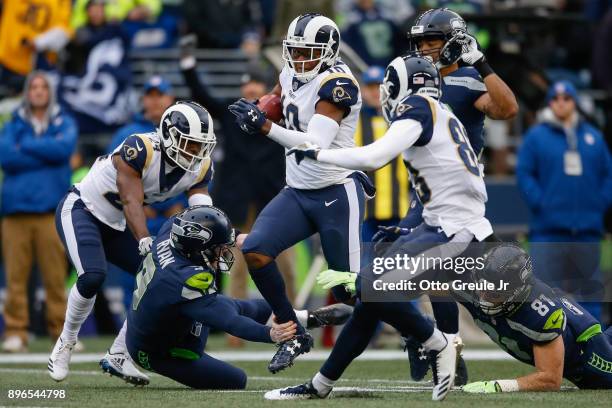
[20,115,78,164]
[317,119,422,171]
[516,130,544,211]
[182,295,272,343]
[267,114,340,149]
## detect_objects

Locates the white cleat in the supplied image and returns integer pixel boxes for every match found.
[100,350,150,386]
[48,336,75,382]
[430,333,460,401]
[264,381,330,400]
[2,335,27,353]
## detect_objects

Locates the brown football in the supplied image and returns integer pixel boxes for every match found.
[257,93,283,123]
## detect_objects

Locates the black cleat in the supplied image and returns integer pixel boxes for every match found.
[264,381,330,400]
[268,332,313,373]
[454,336,468,386]
[306,303,353,329]
[403,335,431,381]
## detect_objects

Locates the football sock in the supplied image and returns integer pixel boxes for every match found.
[250,262,304,334]
[320,302,379,380]
[312,372,335,395]
[109,320,127,354]
[422,328,447,352]
[61,285,95,344]
[431,298,459,334]
[294,309,309,327]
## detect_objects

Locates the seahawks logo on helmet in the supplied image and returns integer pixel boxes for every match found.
[172,221,212,242]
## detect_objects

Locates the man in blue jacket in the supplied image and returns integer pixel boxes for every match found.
[517,80,612,320]
[0,71,78,352]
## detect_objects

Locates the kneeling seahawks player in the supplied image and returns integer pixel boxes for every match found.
[127,205,346,389]
[460,244,612,392]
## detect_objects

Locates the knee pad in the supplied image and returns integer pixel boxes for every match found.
[76,272,105,298]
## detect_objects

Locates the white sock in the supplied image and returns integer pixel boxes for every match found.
[61,286,96,343]
[294,309,309,327]
[422,328,448,352]
[109,320,127,354]
[312,372,335,395]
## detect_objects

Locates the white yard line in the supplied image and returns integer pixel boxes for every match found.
[0,349,512,364]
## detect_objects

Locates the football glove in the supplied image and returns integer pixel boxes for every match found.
[286,142,321,165]
[462,381,502,393]
[317,269,357,293]
[138,236,154,256]
[228,98,267,135]
[457,32,485,66]
[372,225,411,244]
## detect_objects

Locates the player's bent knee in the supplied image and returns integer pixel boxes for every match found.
[244,252,273,270]
[76,272,105,298]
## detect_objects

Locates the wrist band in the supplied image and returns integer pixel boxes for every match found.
[496,379,519,392]
[474,58,494,79]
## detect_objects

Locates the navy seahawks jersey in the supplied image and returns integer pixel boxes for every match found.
[441,67,486,154]
[127,218,270,355]
[458,280,599,384]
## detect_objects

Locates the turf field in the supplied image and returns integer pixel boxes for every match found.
[0,335,610,408]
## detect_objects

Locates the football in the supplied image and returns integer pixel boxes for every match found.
[257,93,283,123]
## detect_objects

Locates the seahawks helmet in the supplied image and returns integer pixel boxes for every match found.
[170,205,235,273]
[472,244,533,316]
[380,55,441,122]
[159,101,216,172]
[407,8,467,68]
[283,13,341,83]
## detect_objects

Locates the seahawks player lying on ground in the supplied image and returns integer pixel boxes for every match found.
[127,205,348,389]
[310,244,612,392]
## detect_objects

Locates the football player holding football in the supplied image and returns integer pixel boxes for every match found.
[228,13,375,373]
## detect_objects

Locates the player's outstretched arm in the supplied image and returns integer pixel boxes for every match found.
[114,155,151,247]
[463,336,564,393]
[292,119,422,171]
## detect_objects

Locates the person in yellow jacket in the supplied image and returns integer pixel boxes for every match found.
[0,0,72,76]
[70,0,162,29]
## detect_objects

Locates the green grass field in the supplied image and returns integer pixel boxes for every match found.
[1,336,610,408]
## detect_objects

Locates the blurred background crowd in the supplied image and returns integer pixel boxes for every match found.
[0,0,611,352]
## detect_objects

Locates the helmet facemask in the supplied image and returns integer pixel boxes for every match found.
[282,38,337,83]
[203,243,236,274]
[164,124,216,172]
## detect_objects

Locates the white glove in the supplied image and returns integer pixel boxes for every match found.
[458,33,484,65]
[138,236,154,256]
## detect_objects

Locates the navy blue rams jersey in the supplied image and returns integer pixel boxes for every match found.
[441,67,487,154]
[458,280,600,384]
[127,217,271,355]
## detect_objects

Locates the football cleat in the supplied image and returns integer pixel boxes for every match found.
[264,381,330,400]
[1,335,27,353]
[100,350,150,386]
[430,333,460,401]
[48,336,75,382]
[306,303,353,329]
[403,335,431,381]
[268,332,313,374]
[454,336,468,386]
